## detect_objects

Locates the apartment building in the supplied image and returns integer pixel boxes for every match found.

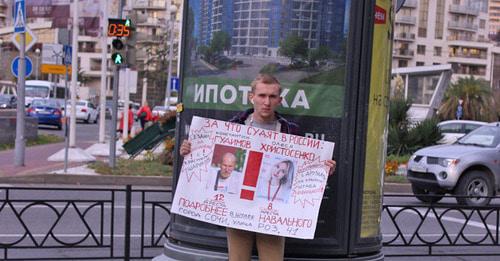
[0,0,8,28]
[128,0,182,105]
[393,0,492,81]
[489,0,500,36]
[0,0,182,106]
[198,0,346,57]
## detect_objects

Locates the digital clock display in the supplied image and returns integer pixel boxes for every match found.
[108,19,131,37]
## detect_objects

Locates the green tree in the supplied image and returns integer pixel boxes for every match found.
[198,45,214,63]
[210,31,231,54]
[278,34,308,65]
[438,76,496,122]
[308,46,332,67]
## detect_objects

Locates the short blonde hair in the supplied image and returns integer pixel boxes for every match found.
[250,74,281,93]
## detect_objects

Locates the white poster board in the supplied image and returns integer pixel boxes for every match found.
[171,116,335,239]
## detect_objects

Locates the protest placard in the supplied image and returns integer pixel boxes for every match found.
[171,116,335,239]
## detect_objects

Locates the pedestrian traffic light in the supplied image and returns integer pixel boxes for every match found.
[108,18,133,65]
[111,38,124,65]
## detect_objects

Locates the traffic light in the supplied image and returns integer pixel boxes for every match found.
[111,38,124,65]
[125,15,137,68]
[108,18,132,65]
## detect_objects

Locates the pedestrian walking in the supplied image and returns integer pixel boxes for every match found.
[137,101,153,129]
[118,104,134,135]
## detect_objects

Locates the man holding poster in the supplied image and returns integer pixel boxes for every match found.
[178,74,336,260]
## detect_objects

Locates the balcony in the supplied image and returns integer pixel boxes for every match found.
[394,32,416,42]
[137,33,163,43]
[448,21,478,32]
[447,35,475,41]
[449,4,480,16]
[133,0,165,10]
[402,0,418,8]
[137,17,164,27]
[393,48,414,59]
[450,52,487,60]
[395,15,417,25]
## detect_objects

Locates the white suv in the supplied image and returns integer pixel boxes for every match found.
[437,120,488,144]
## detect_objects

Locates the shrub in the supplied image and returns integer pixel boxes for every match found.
[388,97,442,156]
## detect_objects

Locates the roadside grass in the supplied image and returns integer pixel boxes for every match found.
[0,134,63,151]
[384,175,409,183]
[88,159,172,176]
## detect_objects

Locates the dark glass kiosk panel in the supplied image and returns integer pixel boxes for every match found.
[156,0,392,260]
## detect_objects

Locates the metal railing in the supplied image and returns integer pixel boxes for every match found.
[0,185,171,260]
[395,15,417,25]
[383,194,500,257]
[3,187,500,259]
[449,4,480,16]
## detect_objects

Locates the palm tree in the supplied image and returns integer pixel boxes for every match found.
[438,76,496,122]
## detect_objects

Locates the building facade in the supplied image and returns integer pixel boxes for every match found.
[489,0,500,37]
[199,0,346,57]
[393,0,493,82]
[0,0,182,106]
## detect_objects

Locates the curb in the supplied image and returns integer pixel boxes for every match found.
[0,173,410,193]
[384,182,411,194]
[0,173,173,187]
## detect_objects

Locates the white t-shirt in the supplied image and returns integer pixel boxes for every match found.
[206,168,242,195]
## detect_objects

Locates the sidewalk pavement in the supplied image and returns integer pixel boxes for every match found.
[0,142,409,192]
[0,142,172,187]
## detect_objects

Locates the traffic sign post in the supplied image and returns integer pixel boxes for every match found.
[63,45,72,65]
[170,77,179,91]
[12,27,37,52]
[14,0,27,167]
[14,0,26,33]
[41,43,71,75]
[11,56,33,78]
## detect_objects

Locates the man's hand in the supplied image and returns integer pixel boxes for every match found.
[180,140,192,156]
[325,159,336,176]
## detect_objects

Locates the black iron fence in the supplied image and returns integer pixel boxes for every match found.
[383,194,500,257]
[0,185,171,260]
[2,186,500,259]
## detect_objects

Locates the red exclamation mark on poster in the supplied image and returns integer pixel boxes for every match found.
[240,151,263,200]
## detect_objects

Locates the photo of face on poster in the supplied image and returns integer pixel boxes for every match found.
[255,155,296,204]
[207,144,246,195]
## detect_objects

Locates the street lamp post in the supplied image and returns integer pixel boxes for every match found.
[164,4,177,108]
[35,48,41,80]
[0,39,3,79]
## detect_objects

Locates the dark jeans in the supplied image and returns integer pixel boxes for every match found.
[140,118,147,129]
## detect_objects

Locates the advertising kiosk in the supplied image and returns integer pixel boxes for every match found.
[156,0,393,259]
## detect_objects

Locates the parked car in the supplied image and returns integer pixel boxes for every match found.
[407,123,500,206]
[437,120,488,144]
[152,106,168,118]
[65,100,99,123]
[27,99,63,130]
[0,94,17,109]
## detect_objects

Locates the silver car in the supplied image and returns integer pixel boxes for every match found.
[407,123,500,206]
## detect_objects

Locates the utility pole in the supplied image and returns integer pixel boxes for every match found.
[14,19,26,167]
[69,0,79,147]
[164,3,177,108]
[99,0,108,143]
[109,0,124,168]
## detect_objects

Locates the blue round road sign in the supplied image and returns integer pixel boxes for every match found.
[11,56,33,78]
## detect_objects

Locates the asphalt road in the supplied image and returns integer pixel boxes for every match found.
[38,119,140,143]
[0,185,171,260]
[2,186,500,260]
[383,195,500,260]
